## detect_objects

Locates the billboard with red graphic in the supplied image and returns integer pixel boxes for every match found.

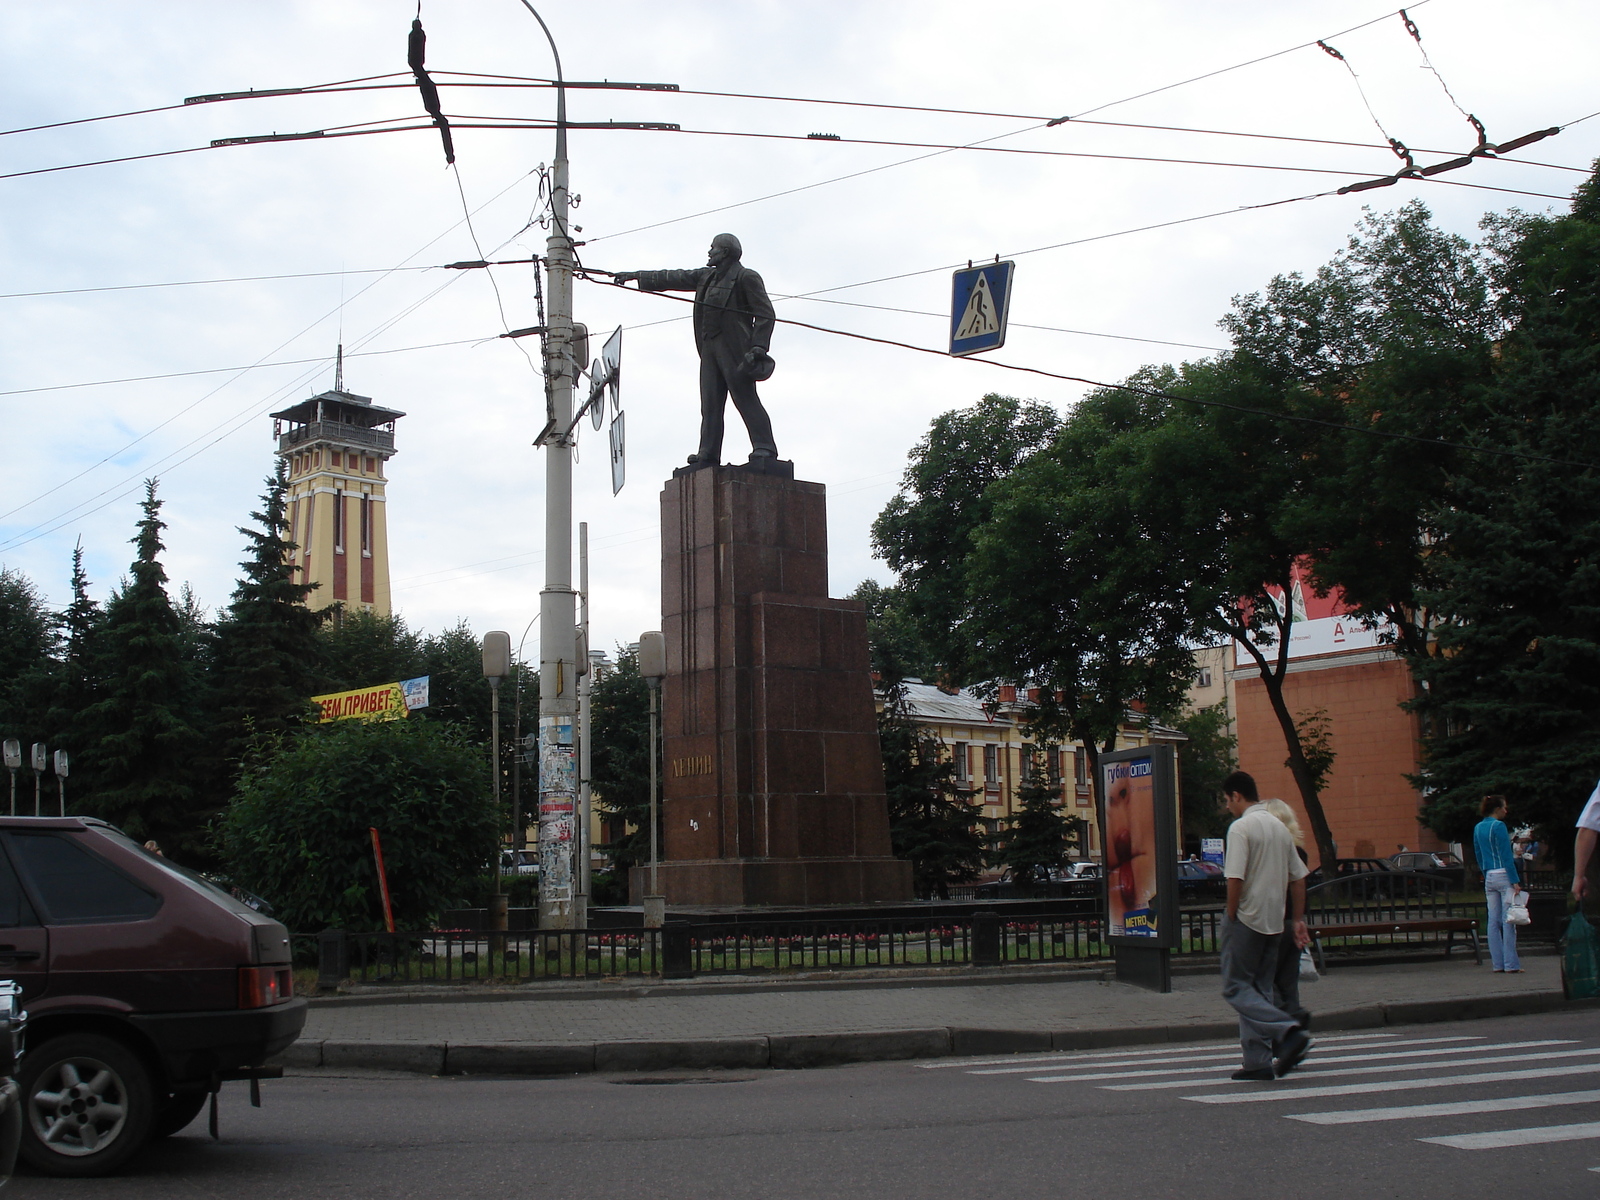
[1234,561,1396,667]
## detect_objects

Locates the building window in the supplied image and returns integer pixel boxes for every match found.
[366,456,377,473]
[1198,666,1213,688]
[952,742,969,782]
[333,490,345,554]
[361,495,372,557]
[303,493,313,556]
[984,744,998,784]
[1074,748,1087,787]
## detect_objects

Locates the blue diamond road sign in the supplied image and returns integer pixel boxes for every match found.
[949,260,1015,357]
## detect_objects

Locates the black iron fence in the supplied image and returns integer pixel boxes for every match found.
[1305,872,1481,961]
[309,906,1230,988]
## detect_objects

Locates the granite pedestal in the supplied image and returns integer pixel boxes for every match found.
[629,464,912,907]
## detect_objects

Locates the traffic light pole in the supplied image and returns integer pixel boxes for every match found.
[532,9,578,930]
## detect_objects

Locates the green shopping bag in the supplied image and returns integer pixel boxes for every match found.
[1562,913,1600,1000]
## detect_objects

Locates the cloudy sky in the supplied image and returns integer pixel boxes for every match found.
[3,1,1596,664]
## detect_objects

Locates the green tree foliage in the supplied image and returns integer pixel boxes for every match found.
[872,394,1060,683]
[0,567,58,752]
[990,750,1074,894]
[1411,167,1600,850]
[209,463,325,771]
[76,481,206,856]
[589,648,655,901]
[222,717,496,931]
[44,543,106,795]
[317,609,425,692]
[850,579,936,683]
[878,682,984,898]
[1170,699,1236,842]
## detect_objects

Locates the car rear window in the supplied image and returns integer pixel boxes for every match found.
[7,832,161,923]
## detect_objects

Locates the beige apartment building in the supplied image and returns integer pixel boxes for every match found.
[891,680,1186,863]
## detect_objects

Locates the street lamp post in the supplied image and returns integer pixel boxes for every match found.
[483,631,512,932]
[637,631,666,927]
[29,744,45,818]
[53,750,68,817]
[517,2,580,931]
[2,741,18,817]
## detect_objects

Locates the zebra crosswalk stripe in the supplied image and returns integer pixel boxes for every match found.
[1116,1046,1600,1092]
[1185,1060,1600,1104]
[1422,1121,1600,1150]
[920,1031,1407,1072]
[1287,1088,1600,1125]
[1029,1040,1570,1084]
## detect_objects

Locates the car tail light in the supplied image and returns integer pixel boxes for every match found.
[238,965,294,1009]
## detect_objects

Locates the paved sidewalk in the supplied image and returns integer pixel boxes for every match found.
[277,955,1586,1076]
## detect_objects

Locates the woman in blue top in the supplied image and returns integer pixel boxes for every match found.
[1474,795,1522,972]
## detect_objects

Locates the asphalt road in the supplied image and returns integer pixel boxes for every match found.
[17,1009,1600,1199]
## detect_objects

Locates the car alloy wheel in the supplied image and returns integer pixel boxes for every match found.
[18,1034,153,1176]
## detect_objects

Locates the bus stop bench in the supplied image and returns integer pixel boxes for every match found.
[1306,916,1480,970]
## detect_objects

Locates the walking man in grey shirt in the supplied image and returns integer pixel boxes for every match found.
[1221,770,1312,1080]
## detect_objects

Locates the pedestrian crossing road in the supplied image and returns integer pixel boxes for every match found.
[922,1025,1600,1175]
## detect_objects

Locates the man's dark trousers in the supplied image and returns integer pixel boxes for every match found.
[1221,916,1301,1070]
[697,338,776,462]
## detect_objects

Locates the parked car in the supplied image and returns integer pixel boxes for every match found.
[1176,859,1227,902]
[0,817,305,1176]
[1066,861,1102,881]
[1390,850,1467,889]
[0,981,24,1190]
[1305,857,1399,887]
[500,849,539,877]
[973,866,1090,899]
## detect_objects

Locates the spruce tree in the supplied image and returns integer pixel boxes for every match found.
[992,749,1073,894]
[79,480,205,855]
[0,567,58,769]
[589,648,654,901]
[209,463,325,774]
[1413,165,1600,849]
[45,542,106,797]
[878,681,985,899]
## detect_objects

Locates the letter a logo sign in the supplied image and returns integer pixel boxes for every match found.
[949,261,1015,356]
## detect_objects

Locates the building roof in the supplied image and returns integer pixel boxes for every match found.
[885,678,1186,742]
[271,388,406,426]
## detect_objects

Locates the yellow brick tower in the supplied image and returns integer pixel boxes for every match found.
[271,359,404,616]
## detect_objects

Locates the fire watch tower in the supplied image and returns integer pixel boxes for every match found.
[271,365,404,616]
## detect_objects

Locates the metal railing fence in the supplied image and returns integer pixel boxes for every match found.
[310,906,1232,987]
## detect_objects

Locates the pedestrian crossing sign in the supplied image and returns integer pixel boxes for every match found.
[949,260,1015,356]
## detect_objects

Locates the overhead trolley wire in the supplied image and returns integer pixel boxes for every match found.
[584,274,1600,473]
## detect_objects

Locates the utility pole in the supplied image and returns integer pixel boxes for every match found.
[527,4,579,930]
[576,521,593,928]
[482,631,511,931]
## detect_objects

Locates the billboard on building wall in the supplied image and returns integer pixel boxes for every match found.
[312,676,430,722]
[1234,561,1396,667]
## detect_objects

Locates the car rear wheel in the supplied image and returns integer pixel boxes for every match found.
[17,1033,154,1177]
[149,1089,208,1139]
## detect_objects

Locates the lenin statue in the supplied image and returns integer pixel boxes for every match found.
[612,234,779,469]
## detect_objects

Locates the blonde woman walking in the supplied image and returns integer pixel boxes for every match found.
[1261,798,1312,1029]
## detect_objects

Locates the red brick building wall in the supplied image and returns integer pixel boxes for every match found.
[1233,653,1443,858]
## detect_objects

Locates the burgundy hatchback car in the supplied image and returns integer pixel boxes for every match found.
[0,817,305,1176]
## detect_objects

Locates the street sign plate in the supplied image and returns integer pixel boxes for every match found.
[601,326,622,413]
[949,260,1015,356]
[609,410,625,495]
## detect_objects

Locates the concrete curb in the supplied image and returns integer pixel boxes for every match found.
[273,988,1597,1078]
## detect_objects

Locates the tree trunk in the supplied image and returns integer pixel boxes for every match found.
[1230,606,1339,876]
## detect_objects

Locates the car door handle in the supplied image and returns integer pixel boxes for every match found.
[0,948,39,962]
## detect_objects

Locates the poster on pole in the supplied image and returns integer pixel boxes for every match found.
[1099,744,1179,948]
[537,716,576,901]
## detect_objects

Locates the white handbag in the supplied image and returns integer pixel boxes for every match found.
[1505,894,1531,926]
[1299,948,1320,981]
